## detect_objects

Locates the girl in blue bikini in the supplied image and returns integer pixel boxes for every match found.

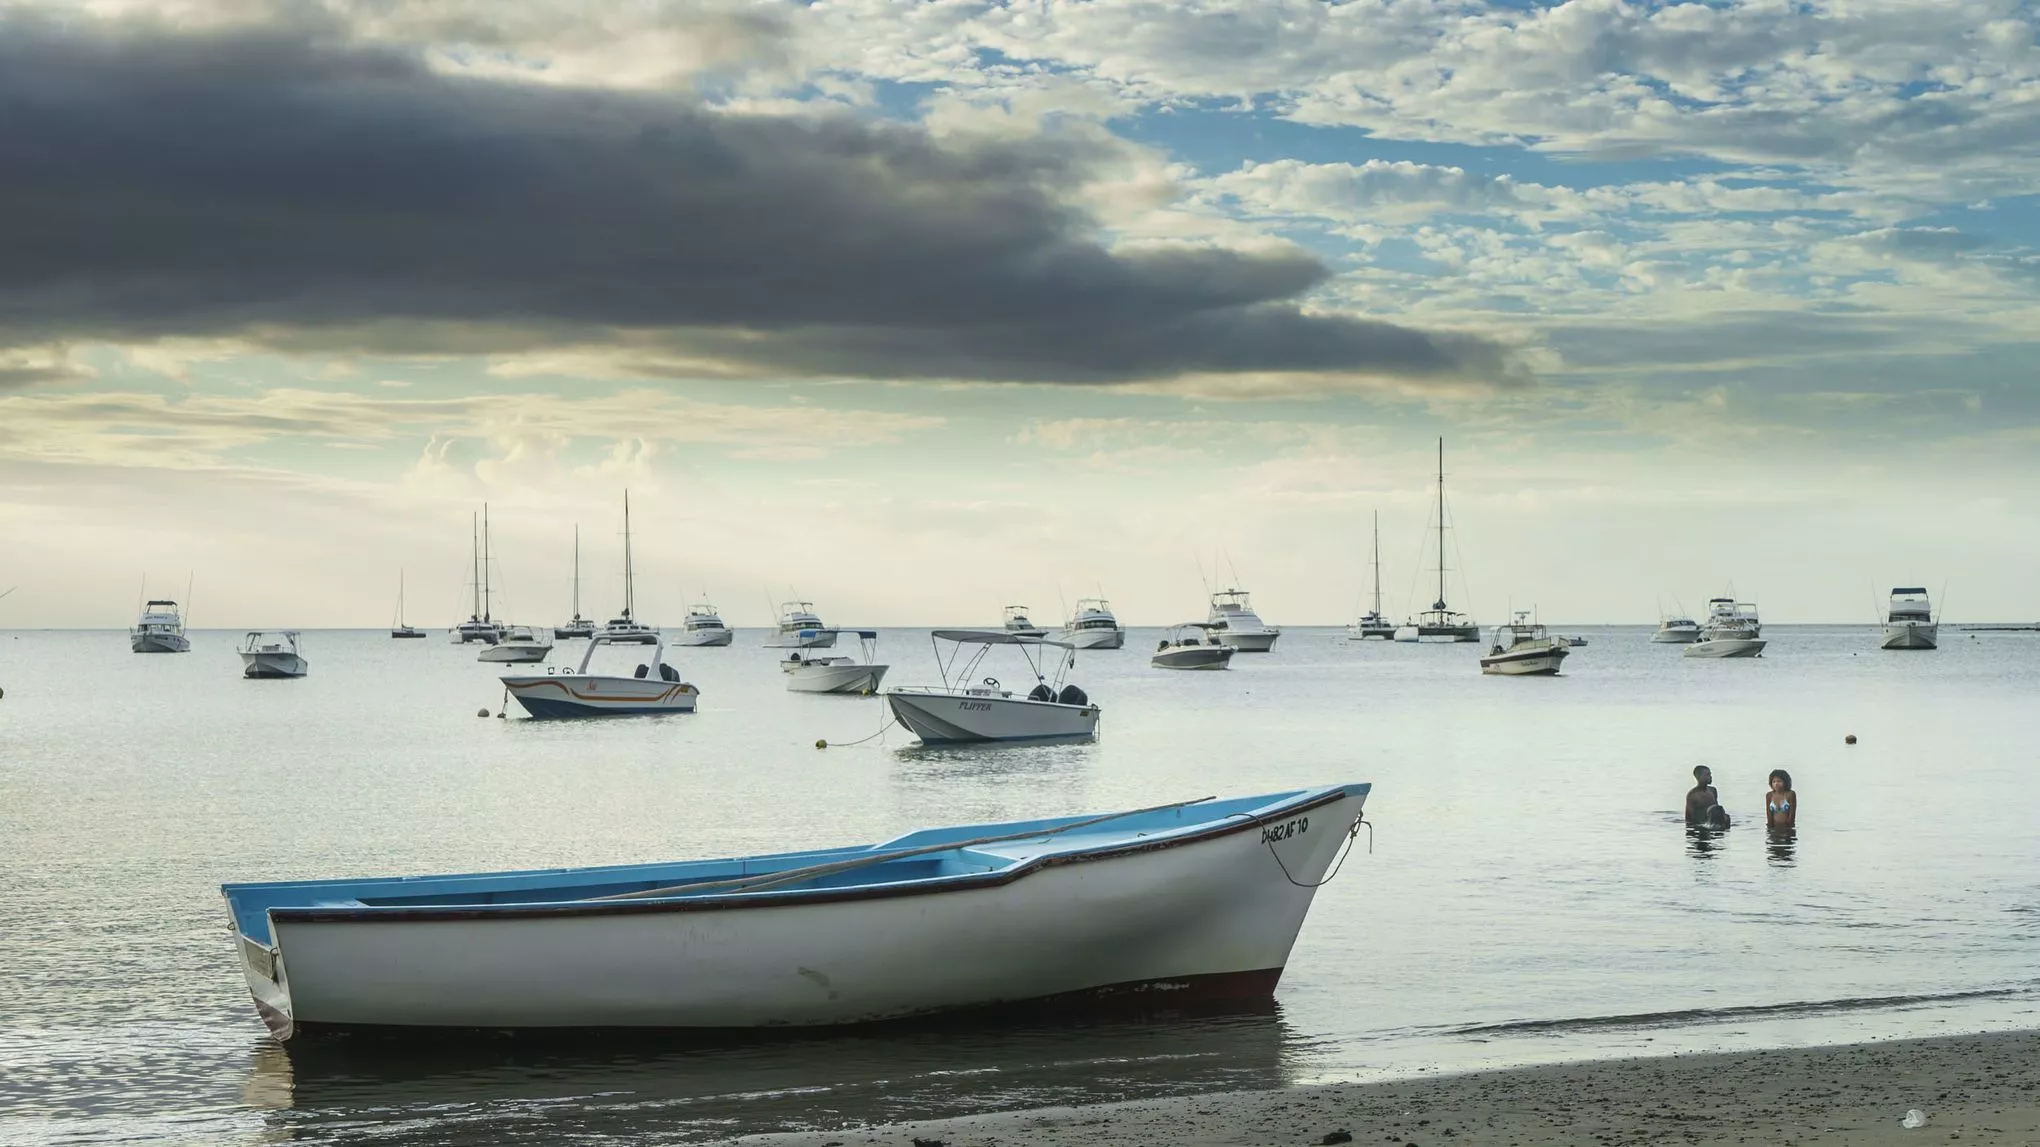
[1765,769,1797,829]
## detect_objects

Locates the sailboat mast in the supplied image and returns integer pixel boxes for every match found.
[1435,437,1446,610]
[482,503,492,623]
[1371,510,1382,617]
[470,513,481,620]
[622,490,634,620]
[572,525,581,619]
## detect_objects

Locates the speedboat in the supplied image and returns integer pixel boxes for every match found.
[1652,616,1702,643]
[1686,598,1765,658]
[887,630,1098,743]
[500,634,697,718]
[239,631,308,678]
[1881,587,1938,650]
[766,601,835,648]
[131,599,191,653]
[782,630,889,694]
[1206,588,1281,652]
[1479,613,1569,675]
[219,783,1370,1039]
[1002,605,1048,638]
[1062,597,1126,650]
[477,625,554,664]
[1153,624,1235,670]
[672,602,734,647]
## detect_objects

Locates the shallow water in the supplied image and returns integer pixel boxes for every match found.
[3,625,2039,1144]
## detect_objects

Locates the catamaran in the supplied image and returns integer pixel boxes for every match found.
[1062,597,1125,650]
[131,598,191,653]
[1881,586,1938,650]
[1407,438,1479,642]
[1347,511,1396,640]
[600,492,660,645]
[887,630,1098,743]
[452,508,503,645]
[219,783,1371,1039]
[554,526,596,640]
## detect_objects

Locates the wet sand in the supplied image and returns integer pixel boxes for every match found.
[724,1029,2040,1146]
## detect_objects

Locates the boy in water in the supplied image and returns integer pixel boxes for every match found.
[1685,766,1727,827]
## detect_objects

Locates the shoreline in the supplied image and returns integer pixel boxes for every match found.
[720,1028,2040,1146]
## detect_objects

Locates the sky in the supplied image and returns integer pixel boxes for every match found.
[2,0,2037,628]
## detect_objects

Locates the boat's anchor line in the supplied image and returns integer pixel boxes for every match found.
[1245,811,1370,889]
[817,712,900,750]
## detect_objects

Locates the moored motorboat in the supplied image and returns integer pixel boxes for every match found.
[1206,588,1280,652]
[500,633,696,718]
[766,600,836,649]
[219,783,1370,1039]
[1002,605,1048,638]
[1479,612,1569,675]
[887,630,1098,743]
[239,631,308,678]
[1153,623,1235,670]
[1685,598,1765,658]
[672,602,734,647]
[1652,616,1702,643]
[783,630,888,694]
[1881,586,1938,650]
[477,625,553,664]
[131,599,191,653]
[1062,597,1126,650]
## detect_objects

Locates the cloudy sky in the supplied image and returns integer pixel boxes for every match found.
[3,0,2036,628]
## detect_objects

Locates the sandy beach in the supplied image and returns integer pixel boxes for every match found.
[722,1029,2040,1147]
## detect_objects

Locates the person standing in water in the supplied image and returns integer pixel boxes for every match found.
[1765,769,1797,829]
[1685,766,1726,826]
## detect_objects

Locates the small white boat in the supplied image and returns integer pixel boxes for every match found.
[453,508,503,645]
[239,631,308,679]
[766,601,836,648]
[671,602,734,647]
[1479,613,1569,675]
[554,525,596,640]
[1207,588,1281,652]
[1062,597,1126,650]
[782,630,889,694]
[599,493,660,645]
[477,625,554,664]
[1686,598,1765,658]
[1652,616,1702,643]
[501,634,697,718]
[1002,605,1048,638]
[887,630,1098,743]
[1881,586,1938,650]
[220,783,1371,1039]
[1347,512,1397,640]
[1153,623,1234,670]
[131,599,191,653]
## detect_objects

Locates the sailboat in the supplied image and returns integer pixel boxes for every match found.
[600,491,660,645]
[1347,511,1396,640]
[1403,438,1479,642]
[452,508,504,644]
[554,526,597,640]
[391,571,425,639]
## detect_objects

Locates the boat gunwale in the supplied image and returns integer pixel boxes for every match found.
[244,786,1361,929]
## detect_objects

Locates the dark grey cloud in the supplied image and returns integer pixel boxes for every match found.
[0,12,1516,385]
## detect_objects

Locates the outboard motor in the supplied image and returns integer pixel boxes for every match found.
[1027,681,1057,702]
[1057,683,1088,706]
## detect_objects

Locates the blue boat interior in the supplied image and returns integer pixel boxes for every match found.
[222,784,1367,946]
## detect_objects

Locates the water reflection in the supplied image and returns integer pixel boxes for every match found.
[1766,827,1798,866]
[246,1007,1305,1145]
[1685,824,1727,859]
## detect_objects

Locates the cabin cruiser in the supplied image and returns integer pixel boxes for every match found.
[239,631,308,678]
[783,631,889,694]
[1001,605,1048,638]
[501,633,697,718]
[767,601,835,649]
[477,625,554,664]
[1207,589,1281,652]
[671,602,734,647]
[887,631,1098,743]
[1881,587,1938,650]
[131,599,191,653]
[1062,598,1125,650]
[1479,613,1569,675]
[1686,599,1765,658]
[1152,623,1234,670]
[1653,616,1702,643]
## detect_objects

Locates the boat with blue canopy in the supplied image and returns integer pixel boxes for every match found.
[220,783,1370,1040]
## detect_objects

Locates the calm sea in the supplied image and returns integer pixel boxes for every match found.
[4,625,2039,1145]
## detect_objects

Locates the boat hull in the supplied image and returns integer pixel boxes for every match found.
[887,689,1099,743]
[1064,628,1125,650]
[1346,622,1396,641]
[235,788,1366,1036]
[131,633,190,654]
[478,644,552,664]
[599,631,660,646]
[1479,646,1568,675]
[672,629,735,647]
[784,662,890,694]
[1652,627,1701,644]
[1152,646,1233,670]
[1684,637,1766,658]
[1881,622,1938,650]
[553,625,597,641]
[1415,625,1481,642]
[765,631,837,649]
[502,674,698,717]
[1215,630,1280,652]
[241,653,308,678]
[391,629,428,640]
